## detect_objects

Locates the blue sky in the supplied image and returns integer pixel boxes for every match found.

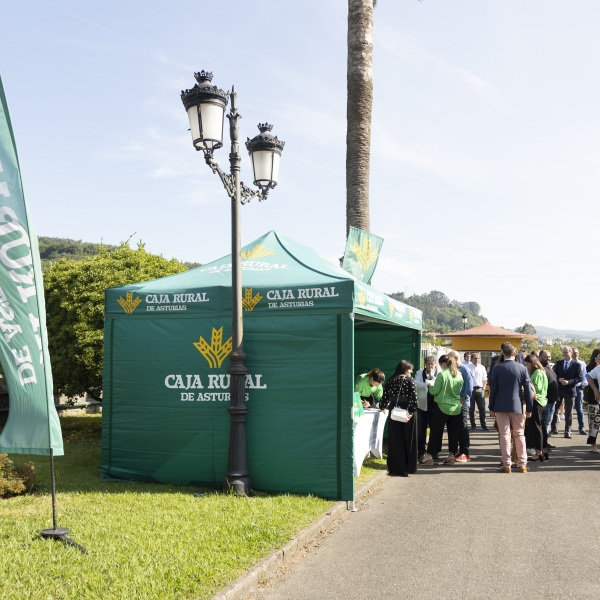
[1,1,599,330]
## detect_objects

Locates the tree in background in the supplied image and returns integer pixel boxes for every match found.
[515,323,537,336]
[346,0,374,233]
[536,341,598,364]
[44,242,187,400]
[514,323,538,352]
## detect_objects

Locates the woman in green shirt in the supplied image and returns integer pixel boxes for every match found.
[420,355,464,466]
[524,354,549,461]
[354,369,385,408]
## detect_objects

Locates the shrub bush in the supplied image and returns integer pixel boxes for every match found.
[0,454,36,498]
[44,242,188,399]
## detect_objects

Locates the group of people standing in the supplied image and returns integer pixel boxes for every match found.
[356,343,600,477]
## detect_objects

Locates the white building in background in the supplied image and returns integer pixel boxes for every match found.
[421,342,452,364]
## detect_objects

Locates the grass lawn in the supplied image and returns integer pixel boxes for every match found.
[0,415,384,600]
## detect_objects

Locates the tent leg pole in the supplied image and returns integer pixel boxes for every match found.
[40,449,88,553]
[224,87,251,497]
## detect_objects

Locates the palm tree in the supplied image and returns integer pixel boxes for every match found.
[346,0,375,234]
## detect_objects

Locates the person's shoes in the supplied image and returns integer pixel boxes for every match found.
[591,447,600,454]
[481,425,490,431]
[546,443,556,449]
[419,454,434,466]
[543,452,550,460]
[455,454,470,463]
[443,453,456,465]
[580,429,588,435]
[527,448,536,456]
[518,465,530,473]
[564,431,572,439]
[550,429,559,435]
[471,425,476,431]
[432,454,440,460]
[418,454,425,461]
[529,455,542,462]
[499,466,511,473]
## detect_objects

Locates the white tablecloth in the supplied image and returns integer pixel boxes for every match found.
[353,409,388,476]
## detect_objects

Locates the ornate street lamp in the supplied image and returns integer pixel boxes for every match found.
[181,71,284,496]
[462,314,468,330]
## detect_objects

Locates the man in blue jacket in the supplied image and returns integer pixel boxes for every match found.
[489,342,533,473]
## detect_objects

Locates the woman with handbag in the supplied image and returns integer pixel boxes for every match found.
[420,354,464,466]
[585,350,600,452]
[379,360,419,477]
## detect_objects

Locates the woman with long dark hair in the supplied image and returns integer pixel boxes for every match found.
[585,349,600,452]
[524,354,549,462]
[419,354,464,466]
[379,360,418,477]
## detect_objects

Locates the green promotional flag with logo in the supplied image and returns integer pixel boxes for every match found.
[341,226,383,284]
[0,74,63,456]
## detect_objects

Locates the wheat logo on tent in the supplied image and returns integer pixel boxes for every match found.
[193,327,232,368]
[349,238,379,270]
[240,244,276,260]
[388,300,395,318]
[357,289,367,307]
[242,288,263,311]
[118,291,142,314]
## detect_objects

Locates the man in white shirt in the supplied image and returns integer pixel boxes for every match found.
[469,353,489,431]
[462,352,472,368]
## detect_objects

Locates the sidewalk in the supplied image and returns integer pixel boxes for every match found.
[250,423,600,599]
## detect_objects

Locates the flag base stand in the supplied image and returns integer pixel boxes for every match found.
[39,449,88,554]
[40,527,88,553]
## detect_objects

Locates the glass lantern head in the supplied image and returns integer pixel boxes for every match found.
[245,123,285,189]
[181,71,229,152]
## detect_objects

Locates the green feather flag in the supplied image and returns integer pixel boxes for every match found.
[0,74,63,456]
[342,226,384,285]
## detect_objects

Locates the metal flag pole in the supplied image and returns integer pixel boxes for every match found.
[40,450,87,553]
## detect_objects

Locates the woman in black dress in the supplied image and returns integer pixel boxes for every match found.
[380,360,419,477]
[586,349,600,451]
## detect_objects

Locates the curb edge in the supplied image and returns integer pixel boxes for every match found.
[211,469,388,600]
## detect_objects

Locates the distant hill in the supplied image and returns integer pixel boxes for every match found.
[388,290,488,334]
[534,325,600,341]
[39,237,118,268]
[38,237,200,270]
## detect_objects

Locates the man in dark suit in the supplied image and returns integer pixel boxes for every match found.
[553,346,585,439]
[540,350,558,449]
[489,342,533,473]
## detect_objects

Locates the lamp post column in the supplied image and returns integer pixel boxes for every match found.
[181,71,284,496]
[225,86,251,495]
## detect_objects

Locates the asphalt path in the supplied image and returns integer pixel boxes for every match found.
[251,415,600,600]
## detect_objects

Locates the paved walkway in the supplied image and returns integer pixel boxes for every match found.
[252,418,600,600]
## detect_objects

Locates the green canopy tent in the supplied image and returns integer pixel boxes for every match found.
[101,231,422,500]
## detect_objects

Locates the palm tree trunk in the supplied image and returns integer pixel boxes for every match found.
[346,0,374,235]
